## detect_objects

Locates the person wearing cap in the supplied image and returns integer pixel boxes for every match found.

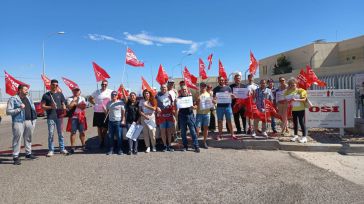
[41,79,68,157]
[105,91,125,155]
[195,82,211,149]
[267,79,277,134]
[6,84,37,165]
[66,87,88,154]
[89,80,112,149]
[155,84,175,152]
[230,73,247,135]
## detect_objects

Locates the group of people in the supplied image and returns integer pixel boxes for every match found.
[6,73,308,165]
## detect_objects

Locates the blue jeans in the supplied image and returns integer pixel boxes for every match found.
[271,116,276,131]
[108,121,123,153]
[47,118,65,152]
[179,113,199,148]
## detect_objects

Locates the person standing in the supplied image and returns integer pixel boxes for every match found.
[139,89,157,153]
[207,84,216,132]
[267,79,277,134]
[167,79,178,140]
[230,73,247,134]
[252,79,273,138]
[124,92,141,155]
[213,76,237,140]
[66,87,87,154]
[89,80,112,148]
[177,85,200,152]
[246,74,259,134]
[105,91,125,155]
[41,79,68,157]
[195,82,211,149]
[284,78,308,143]
[6,85,37,165]
[275,77,289,135]
[156,84,175,152]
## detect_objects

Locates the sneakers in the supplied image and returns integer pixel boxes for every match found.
[69,148,75,154]
[13,157,21,165]
[194,147,200,153]
[25,154,37,160]
[127,151,132,155]
[251,131,257,138]
[152,147,157,152]
[203,143,208,149]
[117,150,123,155]
[162,146,167,152]
[145,147,150,153]
[291,135,299,142]
[299,136,308,143]
[167,146,174,152]
[182,146,188,152]
[106,151,113,155]
[46,151,54,157]
[60,149,69,155]
[132,150,138,155]
[262,132,268,138]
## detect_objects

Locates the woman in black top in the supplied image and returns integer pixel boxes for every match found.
[125,92,140,155]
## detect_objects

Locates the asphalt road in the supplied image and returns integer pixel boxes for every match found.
[1,108,364,203]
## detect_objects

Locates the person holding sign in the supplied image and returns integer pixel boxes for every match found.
[213,76,237,140]
[230,73,248,135]
[246,74,259,134]
[105,91,125,155]
[284,78,307,143]
[156,84,175,152]
[139,89,157,153]
[275,77,288,135]
[195,82,212,149]
[177,85,200,152]
[124,92,141,155]
[267,79,277,134]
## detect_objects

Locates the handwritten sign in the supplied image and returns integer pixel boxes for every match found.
[233,88,249,99]
[216,92,232,104]
[176,96,193,109]
[199,96,214,110]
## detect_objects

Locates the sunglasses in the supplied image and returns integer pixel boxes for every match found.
[51,84,58,87]
[101,84,107,86]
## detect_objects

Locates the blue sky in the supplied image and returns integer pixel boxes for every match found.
[1,0,363,97]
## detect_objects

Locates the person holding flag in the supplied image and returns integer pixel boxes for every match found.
[6,85,37,165]
[230,73,247,135]
[41,79,68,157]
[89,80,112,149]
[246,74,259,134]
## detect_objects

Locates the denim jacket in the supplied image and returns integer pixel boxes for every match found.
[6,95,37,123]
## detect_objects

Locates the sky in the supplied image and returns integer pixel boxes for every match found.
[0,0,363,98]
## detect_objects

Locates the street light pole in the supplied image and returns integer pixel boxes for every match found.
[178,53,192,78]
[42,31,65,93]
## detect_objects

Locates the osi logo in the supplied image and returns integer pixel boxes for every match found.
[308,106,340,113]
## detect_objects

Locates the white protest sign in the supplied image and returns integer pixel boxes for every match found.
[216,92,232,104]
[176,96,193,109]
[233,88,249,99]
[199,95,213,110]
[126,122,144,141]
[305,90,355,128]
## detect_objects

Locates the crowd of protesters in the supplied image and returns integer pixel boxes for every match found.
[5,74,309,165]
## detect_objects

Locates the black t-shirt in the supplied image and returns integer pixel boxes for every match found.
[125,100,140,124]
[41,92,66,119]
[21,97,32,120]
[213,85,232,107]
[177,96,193,115]
[230,83,247,106]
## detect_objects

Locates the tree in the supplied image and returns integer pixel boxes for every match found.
[273,55,293,75]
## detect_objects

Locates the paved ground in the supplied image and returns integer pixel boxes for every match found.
[1,108,364,203]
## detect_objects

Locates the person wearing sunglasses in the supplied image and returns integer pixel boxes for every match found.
[275,77,289,135]
[89,80,113,149]
[41,79,68,157]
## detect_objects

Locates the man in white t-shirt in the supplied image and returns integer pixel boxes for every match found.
[66,87,87,154]
[167,79,178,140]
[89,80,112,148]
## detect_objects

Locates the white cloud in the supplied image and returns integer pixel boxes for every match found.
[86,34,126,44]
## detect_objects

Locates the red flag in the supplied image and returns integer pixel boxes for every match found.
[297,69,310,90]
[207,53,213,70]
[117,85,129,99]
[249,51,258,75]
[244,95,265,120]
[218,60,227,79]
[41,74,62,92]
[92,62,110,82]
[62,77,79,91]
[4,71,29,96]
[141,77,157,96]
[199,58,208,80]
[183,67,198,90]
[125,48,144,67]
[156,64,169,85]
[306,65,326,87]
[264,99,282,120]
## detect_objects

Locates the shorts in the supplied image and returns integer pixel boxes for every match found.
[160,121,173,129]
[93,112,109,128]
[196,114,210,127]
[216,106,232,121]
[71,118,85,134]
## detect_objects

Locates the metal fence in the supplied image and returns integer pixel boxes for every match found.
[0,90,44,103]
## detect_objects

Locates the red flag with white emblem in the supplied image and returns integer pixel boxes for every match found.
[249,51,258,75]
[218,60,227,79]
[183,67,198,90]
[125,48,144,67]
[62,77,79,91]
[207,53,213,70]
[199,58,208,80]
[41,74,62,92]
[4,71,29,96]
[305,65,326,87]
[141,77,157,96]
[92,62,110,82]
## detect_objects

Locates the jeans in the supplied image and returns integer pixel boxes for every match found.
[108,121,123,153]
[126,124,138,152]
[179,113,199,148]
[233,107,246,132]
[271,116,276,131]
[47,118,65,152]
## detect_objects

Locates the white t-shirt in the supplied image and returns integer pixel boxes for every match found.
[67,96,86,118]
[91,89,113,113]
[168,89,177,102]
[247,83,258,92]
[139,99,155,115]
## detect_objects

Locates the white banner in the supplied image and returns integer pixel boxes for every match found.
[233,88,249,99]
[176,96,193,109]
[305,90,355,128]
[216,92,232,104]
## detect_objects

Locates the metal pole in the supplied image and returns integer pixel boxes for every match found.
[42,40,46,93]
[121,46,128,84]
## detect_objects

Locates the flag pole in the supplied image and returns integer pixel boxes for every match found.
[121,46,128,84]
